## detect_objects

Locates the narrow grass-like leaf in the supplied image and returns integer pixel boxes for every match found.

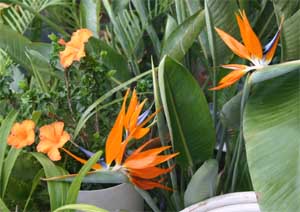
[0,197,9,212]
[134,186,160,212]
[73,70,151,139]
[66,151,102,204]
[23,168,45,212]
[0,110,18,196]
[1,148,22,197]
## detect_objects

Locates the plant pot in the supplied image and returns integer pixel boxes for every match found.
[181,191,260,212]
[77,183,144,212]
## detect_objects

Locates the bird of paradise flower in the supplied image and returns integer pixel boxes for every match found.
[48,89,178,191]
[210,10,284,90]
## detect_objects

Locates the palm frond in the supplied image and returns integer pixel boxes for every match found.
[1,0,66,34]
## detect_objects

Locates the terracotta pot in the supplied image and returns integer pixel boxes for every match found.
[77,183,144,212]
[181,191,260,212]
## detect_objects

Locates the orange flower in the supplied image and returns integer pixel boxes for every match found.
[61,90,178,191]
[105,89,160,166]
[7,120,35,149]
[37,122,70,161]
[210,10,284,90]
[59,28,93,69]
[122,138,178,191]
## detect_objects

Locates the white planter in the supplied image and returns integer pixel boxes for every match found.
[77,183,144,212]
[181,191,260,212]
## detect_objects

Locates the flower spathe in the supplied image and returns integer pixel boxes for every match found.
[59,28,93,69]
[37,122,71,161]
[62,89,178,191]
[7,120,35,149]
[210,10,284,90]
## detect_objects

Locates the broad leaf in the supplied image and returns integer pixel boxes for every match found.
[273,0,300,19]
[244,69,300,212]
[184,159,218,207]
[158,56,215,168]
[281,10,300,61]
[0,24,55,77]
[204,0,239,65]
[161,10,205,61]
[30,153,69,211]
[220,92,242,129]
[80,0,101,37]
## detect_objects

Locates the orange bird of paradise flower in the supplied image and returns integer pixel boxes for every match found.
[210,10,284,90]
[61,89,178,191]
[7,120,35,149]
[59,28,93,69]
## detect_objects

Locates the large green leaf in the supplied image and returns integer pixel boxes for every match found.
[161,10,205,61]
[66,151,102,204]
[0,24,54,77]
[281,10,300,61]
[184,159,218,207]
[80,0,101,37]
[158,56,215,168]
[0,110,18,196]
[204,0,239,65]
[30,153,69,211]
[244,69,300,211]
[273,0,300,19]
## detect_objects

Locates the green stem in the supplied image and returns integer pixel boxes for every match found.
[134,186,161,212]
[152,62,182,210]
[7,0,69,37]
[230,74,252,192]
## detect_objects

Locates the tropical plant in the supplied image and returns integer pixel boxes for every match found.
[0,0,300,211]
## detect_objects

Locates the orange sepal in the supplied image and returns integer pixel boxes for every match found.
[61,148,101,170]
[124,89,138,129]
[105,89,130,165]
[128,99,147,132]
[236,10,262,59]
[215,27,250,60]
[209,69,247,90]
[130,165,174,179]
[131,178,173,191]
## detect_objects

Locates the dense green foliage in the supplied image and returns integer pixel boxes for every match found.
[0,0,299,211]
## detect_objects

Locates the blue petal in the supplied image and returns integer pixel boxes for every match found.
[78,146,107,168]
[263,29,280,54]
[137,103,154,125]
